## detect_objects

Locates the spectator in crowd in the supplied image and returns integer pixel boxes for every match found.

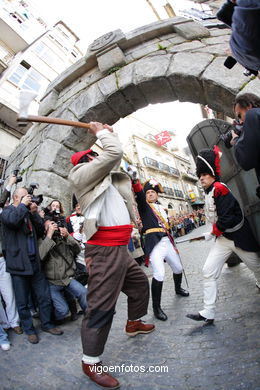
[69,121,154,389]
[131,178,189,322]
[231,93,260,197]
[0,301,10,351]
[1,187,63,344]
[0,175,22,336]
[66,201,87,275]
[39,218,87,323]
[187,146,260,325]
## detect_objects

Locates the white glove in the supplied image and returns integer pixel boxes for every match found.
[203,232,214,241]
[73,232,83,241]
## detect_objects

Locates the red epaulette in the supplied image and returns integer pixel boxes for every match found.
[213,182,229,197]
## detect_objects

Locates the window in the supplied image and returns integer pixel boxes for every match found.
[0,157,8,181]
[33,42,64,70]
[8,61,49,94]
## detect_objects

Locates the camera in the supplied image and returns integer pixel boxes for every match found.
[27,183,43,205]
[43,208,66,239]
[220,121,243,149]
[13,168,22,184]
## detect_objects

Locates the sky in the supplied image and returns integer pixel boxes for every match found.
[35,0,204,148]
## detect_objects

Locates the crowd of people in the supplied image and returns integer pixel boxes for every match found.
[0,108,259,389]
[170,210,205,238]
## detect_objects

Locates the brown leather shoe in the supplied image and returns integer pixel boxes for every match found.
[12,326,23,335]
[125,320,155,337]
[28,334,39,344]
[42,327,64,335]
[82,361,120,389]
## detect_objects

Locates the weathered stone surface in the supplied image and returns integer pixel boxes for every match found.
[173,20,210,39]
[202,57,249,116]
[98,74,135,117]
[168,52,213,104]
[201,35,230,45]
[38,90,59,116]
[209,28,231,37]
[168,40,206,53]
[97,44,126,74]
[33,139,73,178]
[134,54,176,104]
[27,171,72,211]
[68,83,105,119]
[192,43,228,56]
[236,77,260,98]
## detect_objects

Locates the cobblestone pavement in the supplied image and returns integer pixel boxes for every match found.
[1,225,259,390]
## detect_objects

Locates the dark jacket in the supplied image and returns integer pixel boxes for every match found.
[234,108,260,184]
[207,182,259,252]
[133,181,168,256]
[0,188,11,256]
[230,0,260,71]
[1,204,44,275]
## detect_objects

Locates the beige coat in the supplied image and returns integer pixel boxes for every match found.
[68,132,136,241]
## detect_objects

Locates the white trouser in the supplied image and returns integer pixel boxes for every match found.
[199,236,260,320]
[0,257,20,328]
[149,236,183,282]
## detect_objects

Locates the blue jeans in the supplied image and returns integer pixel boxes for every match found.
[0,301,10,346]
[49,279,88,320]
[12,261,53,335]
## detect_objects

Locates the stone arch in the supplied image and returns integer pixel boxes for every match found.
[7,17,259,211]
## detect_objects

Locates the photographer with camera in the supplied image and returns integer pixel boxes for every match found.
[230,93,260,197]
[0,174,23,349]
[1,187,63,344]
[38,215,87,324]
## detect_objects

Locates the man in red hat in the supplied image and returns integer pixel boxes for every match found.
[69,122,154,389]
[187,146,260,325]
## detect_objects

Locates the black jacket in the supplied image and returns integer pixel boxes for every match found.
[133,183,168,256]
[230,0,260,72]
[234,108,260,184]
[1,204,44,275]
[207,182,259,252]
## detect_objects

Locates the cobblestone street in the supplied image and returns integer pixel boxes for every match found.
[1,225,259,390]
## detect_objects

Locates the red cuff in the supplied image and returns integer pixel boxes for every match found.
[212,223,223,237]
[132,180,143,193]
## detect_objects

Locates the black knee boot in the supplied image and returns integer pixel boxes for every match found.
[68,299,79,321]
[151,278,168,321]
[173,273,189,296]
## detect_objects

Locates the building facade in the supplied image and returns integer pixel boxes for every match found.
[121,133,203,216]
[0,0,83,178]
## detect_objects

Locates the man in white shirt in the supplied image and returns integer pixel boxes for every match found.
[69,122,154,389]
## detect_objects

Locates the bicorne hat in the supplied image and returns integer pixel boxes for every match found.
[143,179,164,194]
[196,145,222,181]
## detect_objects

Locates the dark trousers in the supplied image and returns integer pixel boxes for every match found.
[12,261,53,334]
[82,244,149,357]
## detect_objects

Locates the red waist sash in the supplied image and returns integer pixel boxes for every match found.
[87,225,133,246]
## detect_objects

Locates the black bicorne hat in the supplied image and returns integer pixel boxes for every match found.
[143,179,164,194]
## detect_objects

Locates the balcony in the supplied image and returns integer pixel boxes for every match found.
[163,186,174,197]
[174,189,184,198]
[181,170,198,182]
[143,157,158,169]
[169,166,180,177]
[158,162,170,173]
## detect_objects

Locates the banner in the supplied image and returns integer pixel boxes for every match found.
[154,131,171,146]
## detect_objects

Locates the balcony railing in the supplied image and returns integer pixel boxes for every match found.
[181,171,198,181]
[143,157,158,169]
[158,162,170,173]
[163,186,174,196]
[169,167,180,176]
[174,189,184,198]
